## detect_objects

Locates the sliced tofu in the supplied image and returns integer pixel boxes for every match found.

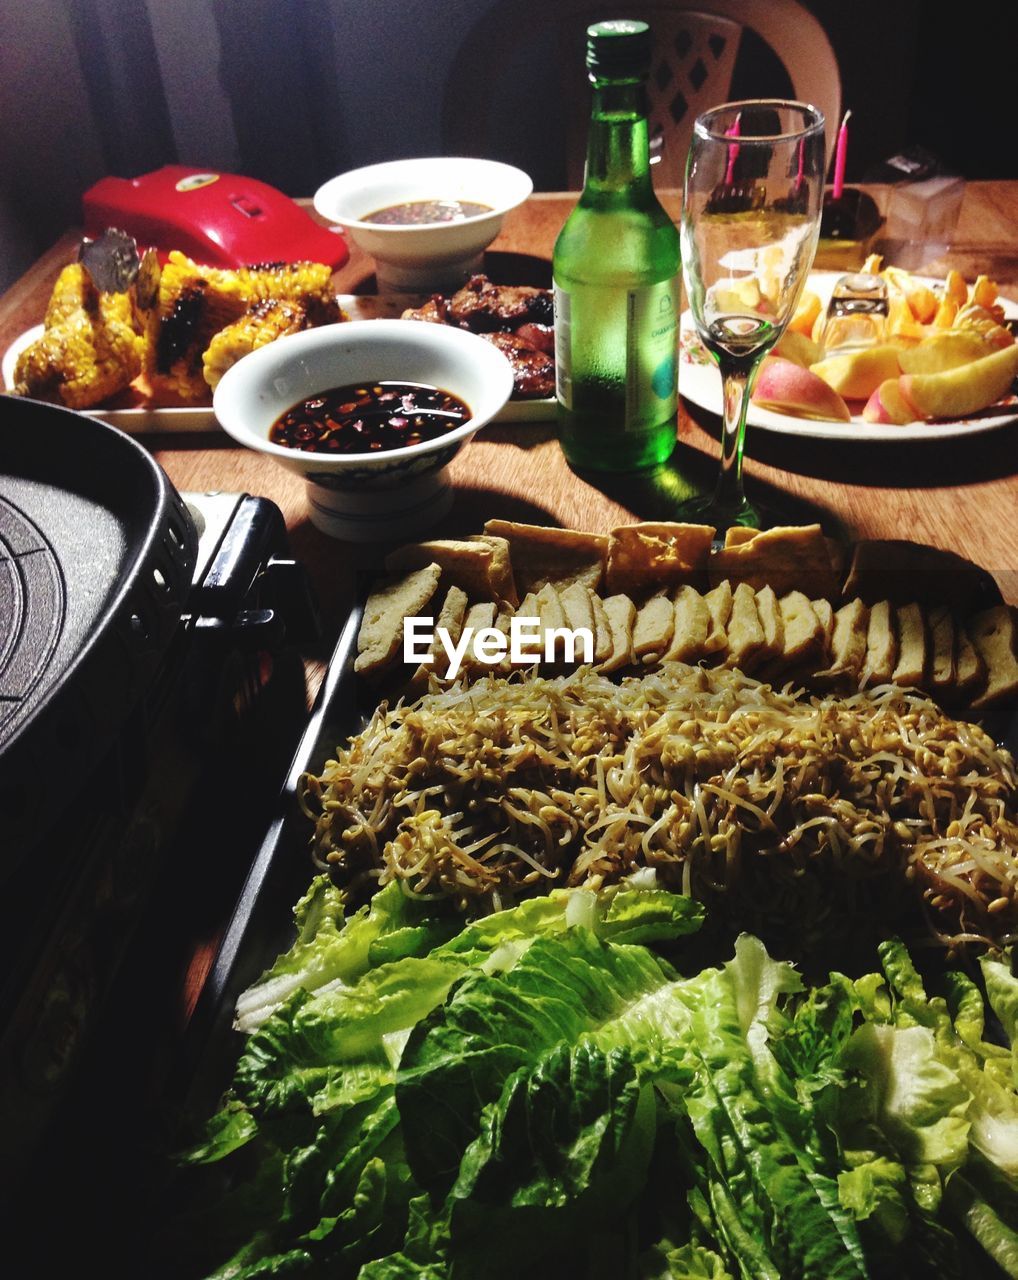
[558,579,596,637]
[633,591,675,662]
[599,594,637,673]
[954,624,987,701]
[842,539,997,611]
[489,606,515,675]
[927,605,956,691]
[483,520,608,594]
[355,563,442,675]
[709,524,838,598]
[512,592,544,670]
[557,581,599,665]
[662,585,711,663]
[459,601,498,676]
[703,580,734,657]
[725,582,765,669]
[754,586,785,663]
[779,591,824,664]
[535,583,568,663]
[415,583,469,682]
[386,536,518,606]
[605,522,715,595]
[812,599,835,660]
[816,598,869,682]
[467,534,519,605]
[968,605,1018,711]
[590,591,613,663]
[724,527,757,548]
[892,602,927,688]
[860,599,896,686]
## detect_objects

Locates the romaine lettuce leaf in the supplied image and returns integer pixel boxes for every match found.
[837,1023,971,1172]
[235,883,702,1034]
[837,1156,910,1242]
[180,1096,260,1165]
[981,953,1018,1053]
[946,1168,1018,1278]
[396,928,685,1192]
[670,947,869,1280]
[445,1043,657,1277]
[180,887,1018,1280]
[357,1261,447,1279]
[639,1241,734,1279]
[235,880,461,1032]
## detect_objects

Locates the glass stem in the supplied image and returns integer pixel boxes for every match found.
[714,358,758,513]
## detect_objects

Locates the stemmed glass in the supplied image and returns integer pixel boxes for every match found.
[678,100,826,529]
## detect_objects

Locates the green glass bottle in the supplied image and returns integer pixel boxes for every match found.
[553,19,680,472]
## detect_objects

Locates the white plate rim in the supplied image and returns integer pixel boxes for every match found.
[679,270,1018,443]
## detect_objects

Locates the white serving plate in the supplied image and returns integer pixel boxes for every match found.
[679,270,1018,443]
[2,293,556,433]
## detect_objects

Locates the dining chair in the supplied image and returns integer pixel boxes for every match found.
[442,0,842,189]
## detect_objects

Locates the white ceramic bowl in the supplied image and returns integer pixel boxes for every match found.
[313,157,533,292]
[212,319,514,541]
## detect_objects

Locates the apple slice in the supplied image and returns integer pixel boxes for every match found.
[899,342,1018,419]
[752,357,852,422]
[788,290,821,337]
[862,378,916,425]
[810,346,902,401]
[773,329,823,368]
[897,331,994,375]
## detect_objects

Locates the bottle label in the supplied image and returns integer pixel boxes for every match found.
[626,279,678,430]
[554,278,678,431]
[555,286,572,407]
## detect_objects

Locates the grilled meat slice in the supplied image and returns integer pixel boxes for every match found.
[482,331,555,399]
[447,274,553,331]
[513,321,554,354]
[400,295,449,324]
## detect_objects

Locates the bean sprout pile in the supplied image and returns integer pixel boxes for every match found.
[301,663,1018,953]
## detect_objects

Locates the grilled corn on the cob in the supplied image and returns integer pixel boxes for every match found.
[202,298,313,390]
[14,306,142,409]
[14,259,151,408]
[44,263,99,328]
[12,244,343,410]
[152,252,337,400]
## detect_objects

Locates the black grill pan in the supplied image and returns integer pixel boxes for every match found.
[0,395,197,872]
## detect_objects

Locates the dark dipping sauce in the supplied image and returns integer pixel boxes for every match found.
[269,381,472,454]
[363,199,492,225]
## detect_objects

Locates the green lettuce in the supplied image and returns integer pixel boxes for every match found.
[234,879,462,1032]
[175,883,1018,1280]
[234,881,702,1033]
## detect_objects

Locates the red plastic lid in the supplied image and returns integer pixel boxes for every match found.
[83,165,349,270]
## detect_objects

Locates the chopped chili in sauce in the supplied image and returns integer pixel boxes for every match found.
[269,381,471,454]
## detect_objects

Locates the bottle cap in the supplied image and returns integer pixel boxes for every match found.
[586,19,652,78]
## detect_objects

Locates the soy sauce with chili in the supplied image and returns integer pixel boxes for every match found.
[269,381,471,454]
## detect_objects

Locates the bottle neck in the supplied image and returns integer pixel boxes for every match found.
[582,78,653,199]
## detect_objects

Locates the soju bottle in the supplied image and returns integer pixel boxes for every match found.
[553,19,680,471]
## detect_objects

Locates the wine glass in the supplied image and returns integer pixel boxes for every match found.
[678,100,825,529]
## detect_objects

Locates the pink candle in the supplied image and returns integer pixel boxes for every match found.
[832,110,851,200]
[724,114,741,185]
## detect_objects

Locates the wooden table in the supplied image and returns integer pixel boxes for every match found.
[4,183,1017,654]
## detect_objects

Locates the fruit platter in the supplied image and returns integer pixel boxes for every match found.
[680,261,1018,442]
